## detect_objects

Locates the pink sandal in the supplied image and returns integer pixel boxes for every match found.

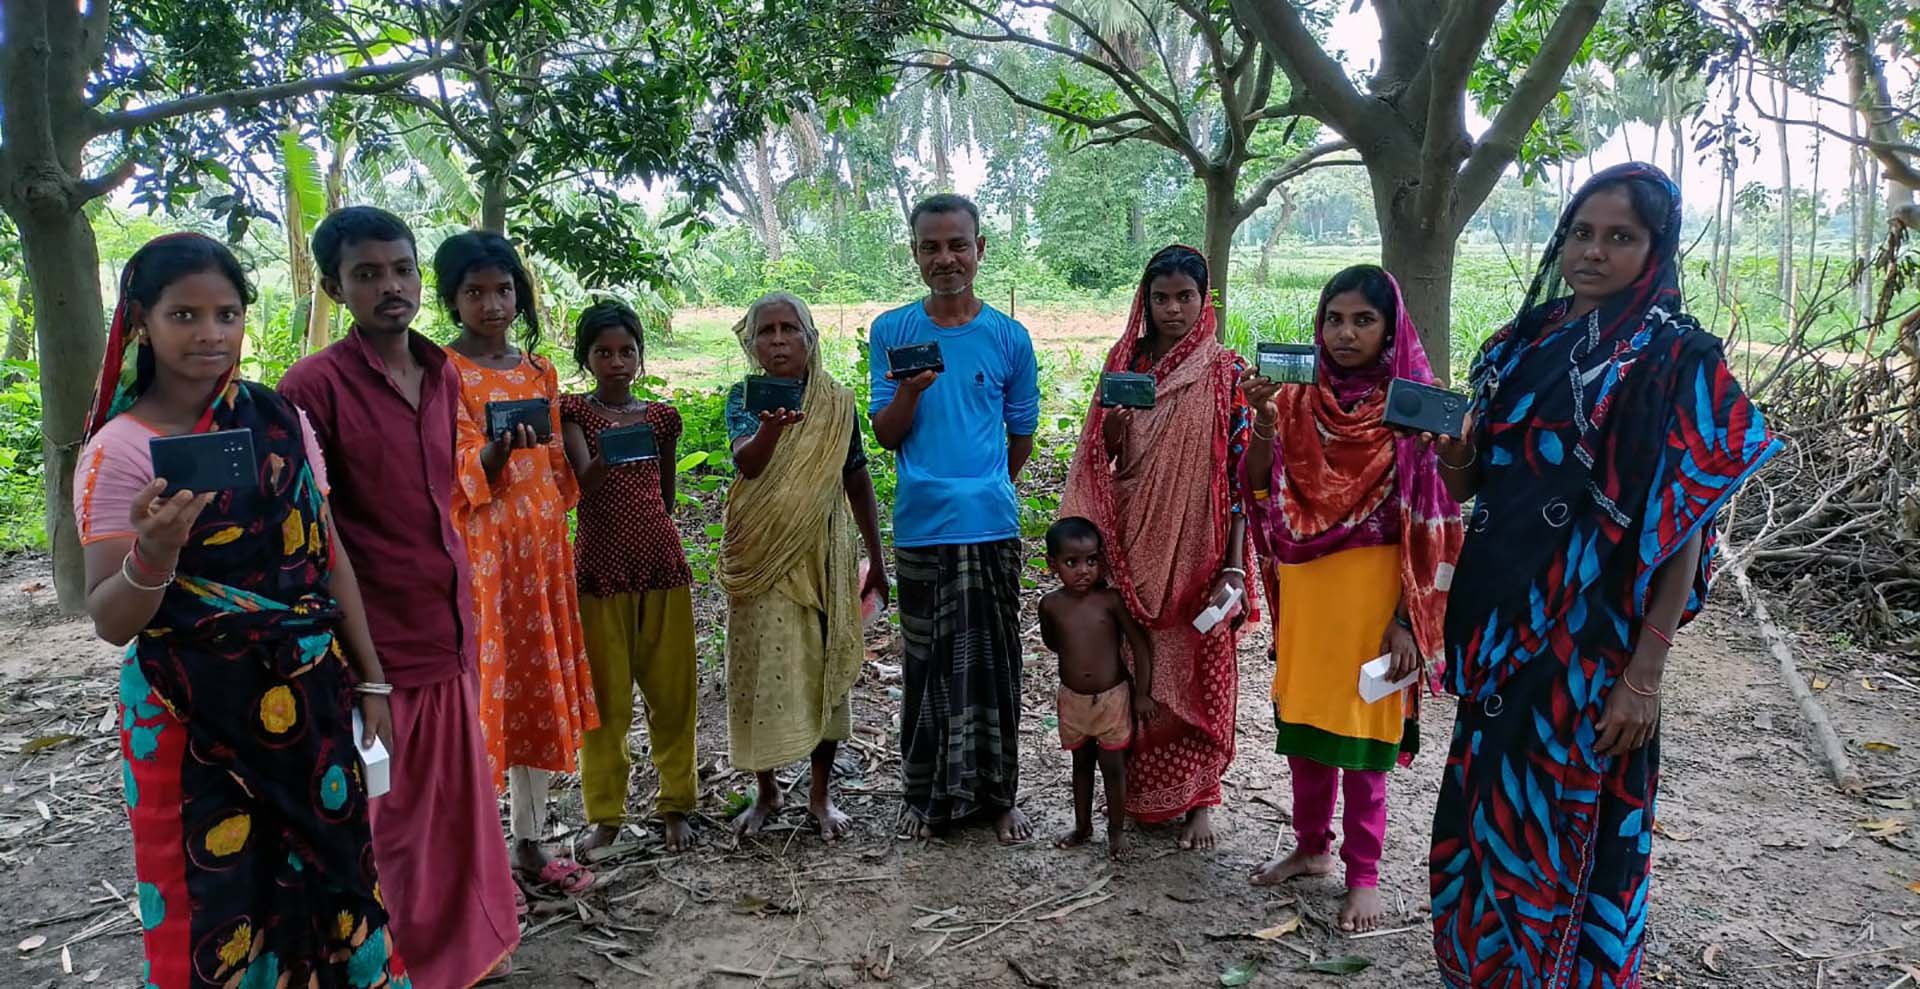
[523,857,595,895]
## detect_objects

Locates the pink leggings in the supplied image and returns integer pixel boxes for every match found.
[1289,756,1387,889]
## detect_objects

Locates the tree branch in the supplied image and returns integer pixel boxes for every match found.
[1228,0,1382,147]
[951,0,1188,129]
[1455,0,1606,224]
[390,90,487,156]
[1417,0,1501,222]
[1232,139,1355,223]
[74,156,139,202]
[94,54,456,136]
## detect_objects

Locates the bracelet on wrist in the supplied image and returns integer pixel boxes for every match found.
[121,551,173,592]
[1642,623,1675,649]
[1219,566,1247,579]
[1619,673,1660,697]
[352,682,395,696]
[1438,443,1478,471]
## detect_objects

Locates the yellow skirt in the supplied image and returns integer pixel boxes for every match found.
[1271,543,1407,771]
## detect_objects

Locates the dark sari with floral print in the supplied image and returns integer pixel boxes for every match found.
[118,380,405,989]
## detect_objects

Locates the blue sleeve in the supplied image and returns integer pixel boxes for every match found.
[723,382,757,442]
[1003,319,1041,436]
[868,314,898,417]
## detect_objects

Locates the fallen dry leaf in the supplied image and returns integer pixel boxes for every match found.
[32,800,49,821]
[60,946,71,974]
[1862,741,1902,754]
[1870,796,1915,811]
[1811,676,1830,691]
[1701,943,1724,975]
[1908,880,1920,895]
[1863,678,1879,691]
[1861,820,1908,839]
[1252,915,1300,940]
[17,935,46,953]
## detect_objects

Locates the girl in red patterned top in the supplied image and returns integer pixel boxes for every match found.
[560,300,700,854]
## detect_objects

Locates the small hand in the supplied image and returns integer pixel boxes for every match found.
[1409,411,1476,467]
[1101,406,1134,457]
[482,422,541,470]
[357,694,394,752]
[1238,370,1282,427]
[890,369,939,395]
[756,408,806,438]
[1594,672,1660,758]
[1212,569,1248,630]
[1382,622,1421,682]
[1133,690,1159,725]
[130,478,215,566]
[860,560,891,609]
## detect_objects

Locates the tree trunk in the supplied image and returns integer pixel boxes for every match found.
[479,174,509,234]
[1128,201,1145,244]
[1774,75,1794,304]
[1200,173,1236,324]
[931,95,952,191]
[1382,221,1458,381]
[753,132,784,261]
[15,208,107,609]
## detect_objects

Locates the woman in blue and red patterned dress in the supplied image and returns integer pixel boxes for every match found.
[76,234,404,988]
[1425,163,1781,988]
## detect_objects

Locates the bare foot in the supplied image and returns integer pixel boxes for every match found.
[1249,848,1336,886]
[996,807,1034,844]
[1340,885,1386,933]
[574,824,621,858]
[1178,806,1217,850]
[1106,821,1132,861]
[809,796,854,841]
[663,813,695,852]
[732,795,784,836]
[1054,825,1093,849]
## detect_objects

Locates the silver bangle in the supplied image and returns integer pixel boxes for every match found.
[1219,566,1247,579]
[121,552,173,592]
[352,682,394,696]
[1438,443,1478,471]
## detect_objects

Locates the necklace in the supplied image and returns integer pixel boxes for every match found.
[588,392,642,413]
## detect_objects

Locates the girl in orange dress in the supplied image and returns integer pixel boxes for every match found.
[439,231,598,893]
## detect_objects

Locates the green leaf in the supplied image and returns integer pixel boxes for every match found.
[1220,958,1260,986]
[278,129,326,239]
[703,523,725,539]
[19,734,80,755]
[676,451,708,472]
[1306,956,1373,976]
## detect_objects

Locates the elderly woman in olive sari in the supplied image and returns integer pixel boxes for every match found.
[721,292,890,840]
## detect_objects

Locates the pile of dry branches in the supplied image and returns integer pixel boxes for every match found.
[1723,227,1920,653]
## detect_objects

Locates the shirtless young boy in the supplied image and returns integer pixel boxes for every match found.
[1038,517,1156,859]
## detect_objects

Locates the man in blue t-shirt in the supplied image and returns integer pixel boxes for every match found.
[870,194,1040,843]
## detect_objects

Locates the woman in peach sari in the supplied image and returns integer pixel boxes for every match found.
[1060,245,1253,851]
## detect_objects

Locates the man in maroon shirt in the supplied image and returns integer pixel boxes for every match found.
[279,207,520,986]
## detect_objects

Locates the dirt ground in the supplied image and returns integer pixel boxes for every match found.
[2,541,1918,988]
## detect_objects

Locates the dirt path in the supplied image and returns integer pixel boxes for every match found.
[1,550,1916,988]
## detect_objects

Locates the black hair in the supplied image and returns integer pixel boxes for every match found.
[1316,264,1398,331]
[908,193,981,239]
[434,231,541,349]
[572,299,644,369]
[1045,516,1102,557]
[121,233,257,394]
[312,206,416,283]
[1575,174,1676,240]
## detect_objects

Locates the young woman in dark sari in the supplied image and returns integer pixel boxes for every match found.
[75,234,404,988]
[1425,163,1781,987]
